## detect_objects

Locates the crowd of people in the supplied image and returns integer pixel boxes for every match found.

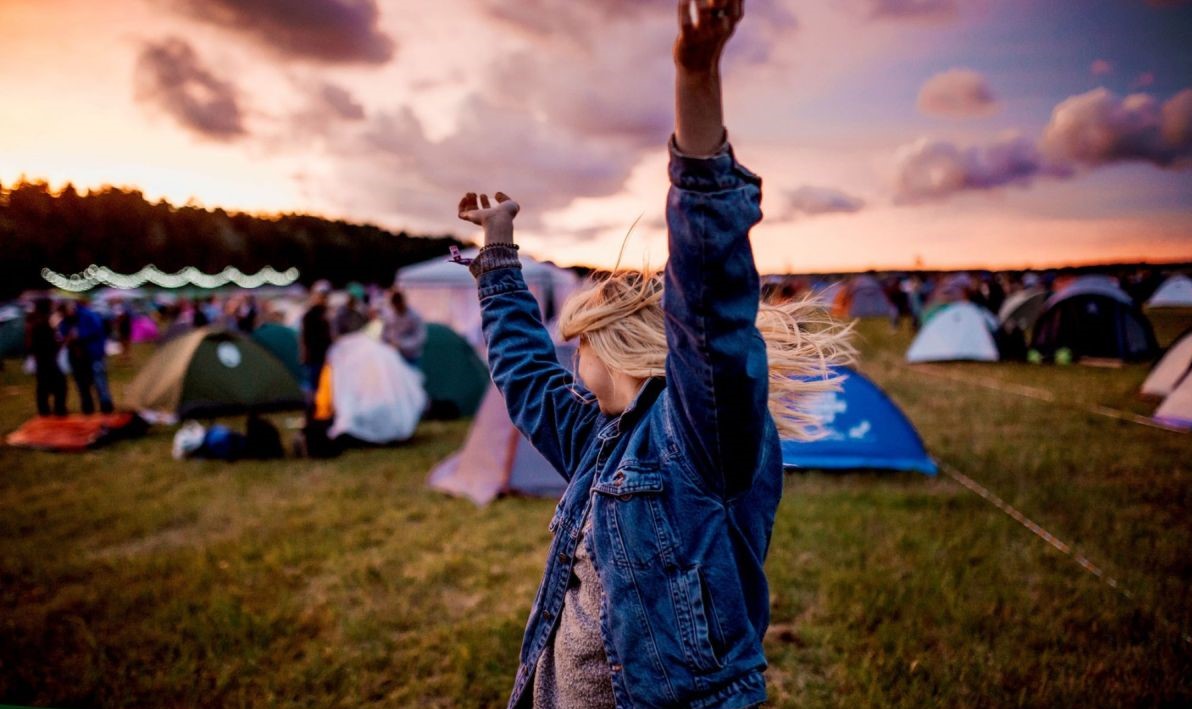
[19,281,428,419]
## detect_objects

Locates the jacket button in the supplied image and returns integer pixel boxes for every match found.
[557,552,569,563]
[619,494,631,501]
[542,610,553,620]
[610,663,622,673]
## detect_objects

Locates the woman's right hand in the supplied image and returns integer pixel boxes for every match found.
[457,192,520,246]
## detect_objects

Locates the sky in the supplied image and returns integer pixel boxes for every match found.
[1,0,1190,274]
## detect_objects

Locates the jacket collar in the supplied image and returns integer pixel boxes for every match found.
[597,377,665,441]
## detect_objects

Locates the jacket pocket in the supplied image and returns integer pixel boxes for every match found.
[671,566,724,674]
[592,465,672,569]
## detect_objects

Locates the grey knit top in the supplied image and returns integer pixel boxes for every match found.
[532,516,616,708]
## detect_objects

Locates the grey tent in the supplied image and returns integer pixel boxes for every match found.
[426,383,568,505]
[838,275,894,318]
[427,342,577,505]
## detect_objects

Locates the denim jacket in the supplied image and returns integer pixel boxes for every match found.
[473,139,779,709]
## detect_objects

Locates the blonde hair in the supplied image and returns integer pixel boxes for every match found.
[558,272,855,441]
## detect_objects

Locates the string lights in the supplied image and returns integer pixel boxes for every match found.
[41,265,301,292]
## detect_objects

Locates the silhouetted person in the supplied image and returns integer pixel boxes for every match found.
[300,281,333,394]
[382,290,427,366]
[27,298,67,416]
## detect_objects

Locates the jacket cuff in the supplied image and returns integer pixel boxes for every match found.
[468,243,522,279]
[668,133,761,192]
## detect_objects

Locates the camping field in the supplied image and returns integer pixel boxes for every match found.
[1,310,1190,708]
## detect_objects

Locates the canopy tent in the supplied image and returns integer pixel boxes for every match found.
[832,275,894,319]
[427,342,577,505]
[906,302,999,363]
[781,367,937,474]
[396,249,582,347]
[998,287,1049,335]
[1146,274,1192,308]
[1141,329,1192,398]
[322,332,427,444]
[125,327,304,421]
[0,304,25,359]
[421,323,490,419]
[1154,373,1192,431]
[251,322,303,383]
[1031,282,1156,363]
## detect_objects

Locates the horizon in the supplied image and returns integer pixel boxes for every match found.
[2,0,1190,273]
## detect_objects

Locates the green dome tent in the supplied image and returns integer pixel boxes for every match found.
[0,305,25,360]
[251,322,303,383]
[126,327,304,421]
[420,323,490,419]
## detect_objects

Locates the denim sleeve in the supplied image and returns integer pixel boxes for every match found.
[475,257,601,481]
[663,137,768,499]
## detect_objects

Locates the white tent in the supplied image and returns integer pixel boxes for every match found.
[1146,275,1192,308]
[1154,373,1192,431]
[326,332,427,444]
[396,249,582,347]
[906,302,999,363]
[1141,330,1192,398]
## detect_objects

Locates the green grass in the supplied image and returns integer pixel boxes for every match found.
[1,310,1190,707]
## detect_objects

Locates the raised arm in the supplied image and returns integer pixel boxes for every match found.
[459,192,601,480]
[664,0,770,499]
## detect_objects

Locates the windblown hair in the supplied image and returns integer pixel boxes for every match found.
[558,272,855,441]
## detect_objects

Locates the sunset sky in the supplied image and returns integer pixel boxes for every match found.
[1,0,1190,274]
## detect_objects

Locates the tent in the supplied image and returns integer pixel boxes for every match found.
[323,332,427,444]
[396,249,582,347]
[906,302,999,363]
[130,314,160,343]
[1146,274,1192,308]
[998,287,1049,335]
[427,342,577,505]
[251,322,303,383]
[1154,374,1192,431]
[833,275,894,319]
[427,383,569,505]
[1141,329,1192,398]
[421,323,490,419]
[0,304,25,359]
[781,367,937,474]
[1031,281,1157,363]
[125,327,304,421]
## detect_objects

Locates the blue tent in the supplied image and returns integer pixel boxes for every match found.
[782,366,937,475]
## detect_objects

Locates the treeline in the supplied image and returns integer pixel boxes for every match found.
[0,180,467,300]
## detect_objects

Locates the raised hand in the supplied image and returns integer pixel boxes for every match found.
[674,0,744,72]
[457,191,520,245]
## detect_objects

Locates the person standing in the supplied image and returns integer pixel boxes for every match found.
[59,298,114,414]
[300,281,333,394]
[381,290,428,366]
[26,298,67,417]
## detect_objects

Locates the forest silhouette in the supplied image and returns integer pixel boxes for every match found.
[0,180,466,299]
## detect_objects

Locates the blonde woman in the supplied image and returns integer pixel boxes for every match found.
[456,2,850,706]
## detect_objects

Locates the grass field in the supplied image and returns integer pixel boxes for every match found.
[1,310,1190,707]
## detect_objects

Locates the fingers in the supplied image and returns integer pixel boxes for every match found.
[479,193,491,209]
[457,192,477,220]
[494,191,510,203]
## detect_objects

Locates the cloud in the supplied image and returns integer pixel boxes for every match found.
[176,0,395,64]
[1041,87,1192,168]
[784,186,866,216]
[317,83,365,121]
[360,95,641,226]
[863,0,957,20]
[1090,59,1113,77]
[893,133,1065,203]
[917,68,998,118]
[134,38,246,139]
